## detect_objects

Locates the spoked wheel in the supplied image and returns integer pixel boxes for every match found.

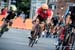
[29,38,36,47]
[61,33,72,50]
[30,39,35,47]
[28,35,38,47]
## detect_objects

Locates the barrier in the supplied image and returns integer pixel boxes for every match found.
[0,15,6,27]
[0,15,33,30]
[12,17,33,30]
[24,19,33,30]
[12,17,25,29]
[0,21,4,27]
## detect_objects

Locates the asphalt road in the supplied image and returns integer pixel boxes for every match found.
[0,28,74,50]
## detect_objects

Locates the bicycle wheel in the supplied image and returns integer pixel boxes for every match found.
[29,39,32,46]
[29,39,35,47]
[69,33,75,50]
[31,39,35,47]
[62,33,71,50]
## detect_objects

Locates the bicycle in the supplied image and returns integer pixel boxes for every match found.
[28,20,41,47]
[28,30,40,47]
[0,19,12,37]
[56,25,75,50]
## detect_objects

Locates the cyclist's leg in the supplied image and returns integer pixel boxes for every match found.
[28,31,35,40]
[35,36,38,44]
[4,20,10,31]
[70,34,75,50]
[9,20,13,27]
[38,32,41,38]
[1,19,8,30]
[30,39,36,47]
[0,20,8,37]
[29,38,34,47]
[45,31,48,38]
[28,31,35,47]
[64,35,70,50]
[40,21,45,37]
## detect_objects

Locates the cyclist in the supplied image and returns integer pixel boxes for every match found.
[0,7,17,37]
[28,18,41,47]
[63,6,75,50]
[28,4,53,46]
[33,3,53,36]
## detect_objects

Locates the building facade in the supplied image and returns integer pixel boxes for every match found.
[0,0,16,10]
[48,0,75,16]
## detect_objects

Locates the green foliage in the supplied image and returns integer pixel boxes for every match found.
[16,0,30,11]
[16,0,30,18]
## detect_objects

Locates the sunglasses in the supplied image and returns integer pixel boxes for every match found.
[36,20,39,22]
[43,9,47,11]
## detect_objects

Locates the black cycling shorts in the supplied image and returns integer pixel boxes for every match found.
[37,15,47,23]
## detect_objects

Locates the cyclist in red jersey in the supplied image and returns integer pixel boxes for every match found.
[33,4,53,23]
[28,4,53,45]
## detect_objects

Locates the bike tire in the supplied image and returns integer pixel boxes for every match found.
[31,40,35,47]
[29,39,32,46]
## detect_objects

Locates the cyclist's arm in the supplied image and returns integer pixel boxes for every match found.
[48,15,53,21]
[47,10,53,22]
[33,13,38,21]
[66,15,72,25]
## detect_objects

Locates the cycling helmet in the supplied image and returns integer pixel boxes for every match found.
[10,5,17,11]
[41,4,48,10]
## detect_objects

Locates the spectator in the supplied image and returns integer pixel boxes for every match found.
[19,11,26,23]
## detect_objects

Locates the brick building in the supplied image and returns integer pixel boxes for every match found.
[48,0,75,16]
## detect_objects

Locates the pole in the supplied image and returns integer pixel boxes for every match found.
[7,0,11,10]
[0,0,2,13]
[46,0,48,4]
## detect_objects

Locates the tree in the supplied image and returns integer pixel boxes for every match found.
[16,0,30,18]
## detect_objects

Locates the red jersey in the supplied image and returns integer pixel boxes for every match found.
[1,8,7,15]
[37,7,53,20]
